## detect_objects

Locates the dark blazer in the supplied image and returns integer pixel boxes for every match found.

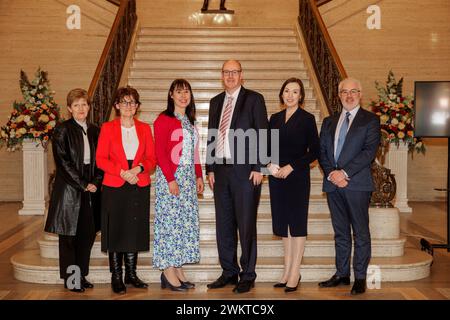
[319,107,380,192]
[45,118,103,236]
[96,118,156,187]
[269,108,320,170]
[206,86,269,176]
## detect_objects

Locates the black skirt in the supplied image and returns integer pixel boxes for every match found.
[101,161,150,252]
[269,169,310,237]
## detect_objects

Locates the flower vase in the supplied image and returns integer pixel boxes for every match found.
[384,141,412,213]
[18,139,48,215]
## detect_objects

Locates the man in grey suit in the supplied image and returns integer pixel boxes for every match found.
[318,78,380,295]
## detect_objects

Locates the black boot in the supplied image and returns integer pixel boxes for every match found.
[124,252,148,289]
[109,252,126,294]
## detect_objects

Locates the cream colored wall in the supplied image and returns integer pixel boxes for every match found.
[0,0,116,201]
[319,0,450,201]
[136,0,298,27]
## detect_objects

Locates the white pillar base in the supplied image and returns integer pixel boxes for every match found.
[385,142,412,213]
[18,139,48,216]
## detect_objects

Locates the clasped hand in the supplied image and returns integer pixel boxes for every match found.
[329,170,349,188]
[268,163,293,179]
[120,167,140,185]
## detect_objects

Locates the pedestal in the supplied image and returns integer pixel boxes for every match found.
[385,142,412,213]
[18,139,48,215]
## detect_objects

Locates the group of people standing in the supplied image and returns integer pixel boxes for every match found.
[44,59,380,296]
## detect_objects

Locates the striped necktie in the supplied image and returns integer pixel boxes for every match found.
[216,96,233,157]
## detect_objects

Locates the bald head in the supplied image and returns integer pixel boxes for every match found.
[221,60,243,94]
[222,59,242,71]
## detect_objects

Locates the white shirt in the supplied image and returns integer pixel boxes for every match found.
[216,86,241,159]
[75,119,90,164]
[333,105,360,157]
[121,125,139,160]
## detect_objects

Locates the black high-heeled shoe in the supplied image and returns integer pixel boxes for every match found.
[161,273,187,292]
[180,280,195,289]
[273,282,287,288]
[285,275,301,293]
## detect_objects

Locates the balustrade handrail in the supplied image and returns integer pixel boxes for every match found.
[299,0,347,115]
[88,0,137,126]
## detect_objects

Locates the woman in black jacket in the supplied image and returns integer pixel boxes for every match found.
[268,78,320,292]
[44,88,103,292]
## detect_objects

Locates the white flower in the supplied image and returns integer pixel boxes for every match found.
[26,121,34,127]
[380,115,389,124]
[398,123,406,130]
[19,128,27,135]
[16,115,24,123]
[48,120,56,128]
[23,115,31,123]
[391,118,399,125]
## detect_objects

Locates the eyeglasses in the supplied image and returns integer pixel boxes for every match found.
[119,101,137,107]
[339,89,361,96]
[222,70,242,76]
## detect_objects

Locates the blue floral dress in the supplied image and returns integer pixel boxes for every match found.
[153,113,200,269]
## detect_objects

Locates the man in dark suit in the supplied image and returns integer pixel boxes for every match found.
[318,78,380,295]
[205,60,268,293]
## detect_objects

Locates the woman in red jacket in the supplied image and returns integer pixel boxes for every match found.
[96,86,156,294]
[153,79,204,291]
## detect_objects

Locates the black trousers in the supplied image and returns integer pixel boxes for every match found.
[213,165,261,281]
[59,191,96,280]
[327,188,371,279]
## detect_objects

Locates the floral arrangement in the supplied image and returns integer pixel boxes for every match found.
[370,71,425,154]
[0,68,63,151]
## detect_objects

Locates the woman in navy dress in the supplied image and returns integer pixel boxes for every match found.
[268,78,320,292]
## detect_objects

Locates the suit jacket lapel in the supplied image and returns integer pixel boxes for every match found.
[114,119,128,166]
[230,87,246,129]
[133,121,144,167]
[338,108,365,164]
[329,114,340,164]
[214,92,226,129]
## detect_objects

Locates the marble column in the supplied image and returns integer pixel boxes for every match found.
[385,142,412,213]
[18,139,48,215]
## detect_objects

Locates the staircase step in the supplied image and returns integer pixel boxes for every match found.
[139,98,319,113]
[135,87,314,101]
[135,43,299,53]
[134,51,301,61]
[38,233,406,260]
[128,68,308,80]
[130,79,311,90]
[11,248,432,284]
[139,28,295,37]
[132,60,305,69]
[137,35,298,44]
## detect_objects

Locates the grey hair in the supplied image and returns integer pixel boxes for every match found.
[338,77,362,93]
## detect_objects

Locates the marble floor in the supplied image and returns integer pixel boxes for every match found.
[0,201,449,300]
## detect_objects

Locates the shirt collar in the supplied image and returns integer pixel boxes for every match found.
[342,105,360,118]
[226,86,242,101]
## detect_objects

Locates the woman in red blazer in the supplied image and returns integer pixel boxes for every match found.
[153,79,204,291]
[96,86,156,294]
